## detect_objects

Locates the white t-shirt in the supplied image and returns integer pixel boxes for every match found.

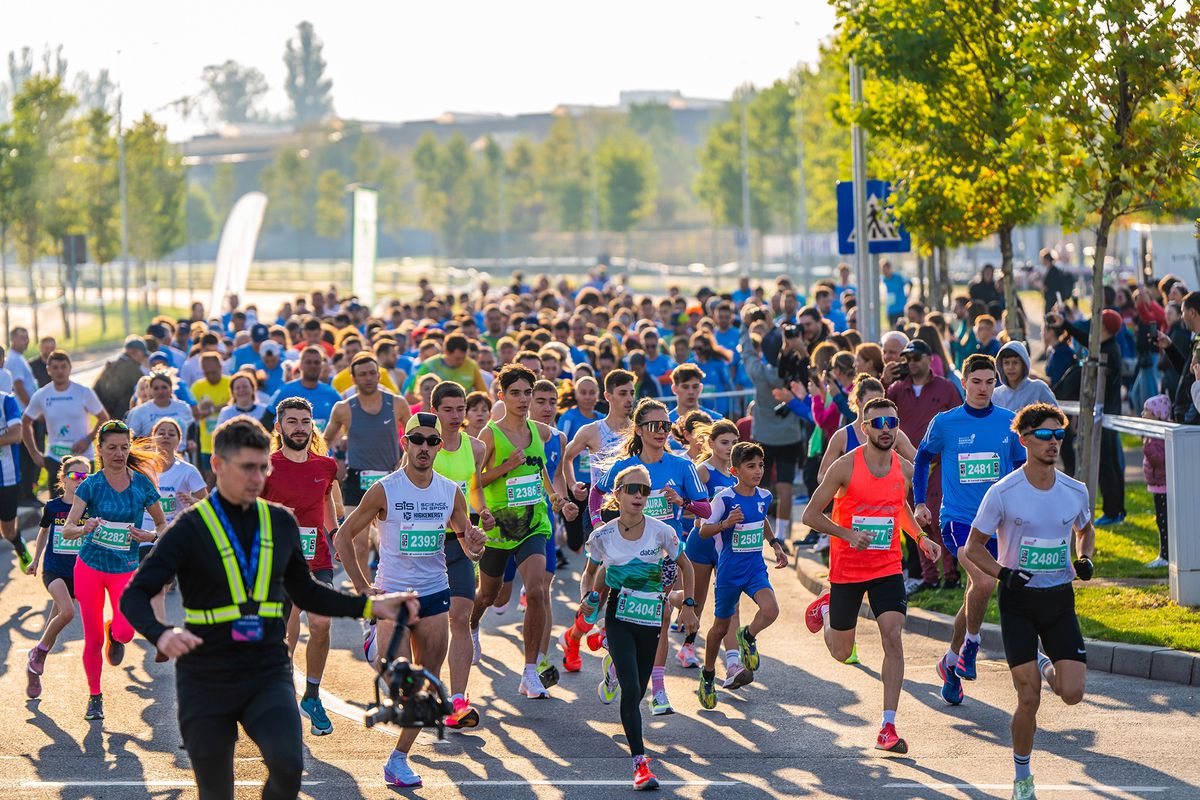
[585,516,683,593]
[375,469,459,595]
[125,399,194,447]
[5,351,35,408]
[0,368,13,396]
[24,381,105,460]
[971,468,1091,589]
[141,457,206,540]
[217,403,267,425]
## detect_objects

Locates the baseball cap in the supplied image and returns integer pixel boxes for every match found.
[404,412,443,435]
[124,335,149,354]
[901,339,933,358]
[250,323,270,343]
[1102,309,1123,335]
[148,351,170,365]
[260,341,282,359]
[146,323,169,340]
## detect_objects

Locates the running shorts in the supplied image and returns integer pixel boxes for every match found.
[445,536,477,601]
[828,574,907,631]
[998,582,1086,668]
[479,534,548,579]
[712,572,772,619]
[941,520,998,559]
[43,570,75,598]
[683,527,717,566]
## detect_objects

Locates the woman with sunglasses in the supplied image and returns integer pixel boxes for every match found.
[61,420,168,721]
[24,456,91,699]
[594,398,709,716]
[583,464,698,790]
[142,418,207,639]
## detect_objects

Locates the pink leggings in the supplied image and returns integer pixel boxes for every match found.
[74,559,135,695]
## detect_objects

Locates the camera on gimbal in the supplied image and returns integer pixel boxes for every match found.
[772,345,810,418]
[364,607,453,737]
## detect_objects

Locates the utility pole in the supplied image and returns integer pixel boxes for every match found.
[849,55,878,343]
[117,89,131,336]
[739,95,753,282]
[794,84,809,297]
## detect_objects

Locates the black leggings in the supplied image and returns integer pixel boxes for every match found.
[177,668,304,800]
[1153,492,1169,559]
[605,599,661,757]
[562,486,591,552]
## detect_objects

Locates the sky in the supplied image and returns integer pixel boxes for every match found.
[2,0,839,140]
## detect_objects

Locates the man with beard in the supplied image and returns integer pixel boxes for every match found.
[262,397,340,737]
[802,398,941,754]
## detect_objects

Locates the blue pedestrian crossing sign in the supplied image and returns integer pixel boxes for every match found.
[837,180,911,255]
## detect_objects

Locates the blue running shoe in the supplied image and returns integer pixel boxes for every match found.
[384,750,421,787]
[300,696,333,736]
[955,639,980,681]
[937,658,964,705]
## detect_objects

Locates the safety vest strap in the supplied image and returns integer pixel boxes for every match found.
[185,498,279,626]
[184,601,284,625]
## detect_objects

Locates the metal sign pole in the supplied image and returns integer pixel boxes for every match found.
[849,57,875,343]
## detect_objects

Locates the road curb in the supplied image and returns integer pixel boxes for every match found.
[793,550,1200,687]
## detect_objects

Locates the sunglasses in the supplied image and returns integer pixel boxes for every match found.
[639,420,671,434]
[1025,428,1066,441]
[99,420,129,433]
[620,484,652,497]
[407,433,443,447]
[67,471,89,482]
[867,416,900,430]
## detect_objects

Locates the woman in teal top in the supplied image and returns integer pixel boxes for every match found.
[62,420,166,721]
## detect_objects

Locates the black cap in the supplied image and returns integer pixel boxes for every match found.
[901,339,932,357]
[250,323,270,343]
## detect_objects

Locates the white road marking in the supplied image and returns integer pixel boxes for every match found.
[885,783,1168,793]
[19,781,323,788]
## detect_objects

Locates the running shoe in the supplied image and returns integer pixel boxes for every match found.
[676,642,700,668]
[519,675,549,699]
[669,619,685,633]
[383,750,421,788]
[104,620,124,666]
[1095,513,1125,526]
[875,722,908,754]
[16,545,32,573]
[956,639,980,681]
[299,696,333,736]
[937,658,964,705]
[556,550,569,570]
[519,587,527,611]
[1145,557,1168,569]
[798,531,820,547]
[1011,775,1037,800]
[84,694,104,720]
[445,696,480,730]
[805,592,830,634]
[647,689,673,716]
[493,601,510,615]
[633,758,659,791]
[597,655,618,704]
[559,630,583,672]
[25,667,41,700]
[811,535,830,553]
[470,627,482,665]
[722,663,754,690]
[736,626,759,671]
[27,646,46,676]
[697,672,718,709]
[843,643,860,665]
[538,663,560,689]
[586,628,606,652]
[362,620,377,663]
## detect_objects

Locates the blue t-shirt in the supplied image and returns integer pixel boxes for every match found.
[75,470,161,574]
[559,407,599,480]
[40,497,82,578]
[267,379,343,432]
[707,485,773,588]
[644,353,675,384]
[543,429,563,525]
[230,343,264,372]
[883,273,911,315]
[668,405,724,425]
[598,452,706,540]
[913,404,1026,526]
[0,393,20,488]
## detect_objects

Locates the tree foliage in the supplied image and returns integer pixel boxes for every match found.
[313,169,347,240]
[125,113,187,262]
[284,21,334,124]
[596,130,657,233]
[202,60,268,124]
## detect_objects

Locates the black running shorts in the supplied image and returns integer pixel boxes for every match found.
[998,582,1086,668]
[827,574,907,631]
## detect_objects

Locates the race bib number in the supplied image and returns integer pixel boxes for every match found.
[615,587,663,627]
[314,418,328,433]
[299,527,318,561]
[958,451,1001,484]
[853,515,895,550]
[458,480,469,498]
[505,473,542,507]
[731,521,765,552]
[1018,536,1069,572]
[578,451,591,474]
[359,470,387,491]
[399,526,443,556]
[48,442,73,460]
[52,523,82,555]
[203,417,218,435]
[159,496,177,516]
[644,491,674,520]
[91,521,133,552]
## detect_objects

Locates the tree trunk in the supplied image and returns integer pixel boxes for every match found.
[998,223,1020,340]
[917,250,927,305]
[937,245,952,312]
[27,262,38,343]
[1075,207,1113,493]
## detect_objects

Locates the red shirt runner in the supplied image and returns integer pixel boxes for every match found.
[829,448,908,584]
[263,450,339,572]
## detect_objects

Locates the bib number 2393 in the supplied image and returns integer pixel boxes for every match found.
[399,526,442,556]
[852,515,894,550]
[615,588,663,627]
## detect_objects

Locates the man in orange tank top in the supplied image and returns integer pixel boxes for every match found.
[801,397,941,754]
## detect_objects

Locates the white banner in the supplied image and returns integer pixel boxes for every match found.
[210,191,268,320]
[352,187,378,309]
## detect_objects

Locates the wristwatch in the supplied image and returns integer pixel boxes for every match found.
[683,597,696,608]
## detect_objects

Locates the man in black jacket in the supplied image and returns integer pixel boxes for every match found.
[1040,249,1076,313]
[122,418,417,800]
[1156,291,1200,424]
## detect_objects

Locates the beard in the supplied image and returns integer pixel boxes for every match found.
[282,432,311,452]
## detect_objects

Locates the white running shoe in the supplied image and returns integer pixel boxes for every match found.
[647,688,673,715]
[1145,557,1169,568]
[519,675,549,699]
[470,627,482,666]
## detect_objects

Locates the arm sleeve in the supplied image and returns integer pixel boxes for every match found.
[588,484,605,523]
[912,417,941,505]
[704,493,728,525]
[786,396,814,422]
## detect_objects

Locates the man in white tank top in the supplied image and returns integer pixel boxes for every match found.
[334,412,485,789]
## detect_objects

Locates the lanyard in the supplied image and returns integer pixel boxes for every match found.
[209,493,259,590]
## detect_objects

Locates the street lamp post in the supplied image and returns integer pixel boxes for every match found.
[739,95,753,282]
[849,55,878,343]
[117,91,131,336]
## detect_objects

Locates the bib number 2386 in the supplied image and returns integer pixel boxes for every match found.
[505,473,542,506]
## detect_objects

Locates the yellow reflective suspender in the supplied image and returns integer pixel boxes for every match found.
[183,498,283,625]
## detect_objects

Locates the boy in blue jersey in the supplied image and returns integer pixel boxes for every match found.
[912,354,1027,705]
[667,364,723,424]
[695,442,788,708]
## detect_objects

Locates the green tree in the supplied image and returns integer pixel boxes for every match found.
[202,60,268,123]
[412,133,479,257]
[1052,0,1200,482]
[696,92,772,233]
[185,182,217,244]
[125,113,187,268]
[284,21,334,124]
[260,147,314,259]
[313,169,347,240]
[210,161,237,223]
[505,137,541,233]
[596,131,657,235]
[535,117,589,232]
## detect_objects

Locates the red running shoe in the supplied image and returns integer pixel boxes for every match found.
[558,630,582,672]
[875,722,908,754]
[586,628,606,652]
[805,592,830,634]
[633,758,659,790]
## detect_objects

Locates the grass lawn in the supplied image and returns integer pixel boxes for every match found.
[1092,486,1168,578]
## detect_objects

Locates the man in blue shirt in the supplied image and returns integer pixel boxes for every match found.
[229,324,270,373]
[882,260,912,327]
[640,329,675,388]
[261,346,342,433]
[912,354,1026,706]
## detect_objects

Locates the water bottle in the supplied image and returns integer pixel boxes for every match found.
[581,591,601,625]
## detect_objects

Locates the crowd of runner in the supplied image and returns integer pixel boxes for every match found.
[6,257,1200,799]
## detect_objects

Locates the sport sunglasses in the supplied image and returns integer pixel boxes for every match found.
[1024,428,1066,441]
[407,433,443,447]
[638,420,671,434]
[619,484,652,497]
[866,416,900,430]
